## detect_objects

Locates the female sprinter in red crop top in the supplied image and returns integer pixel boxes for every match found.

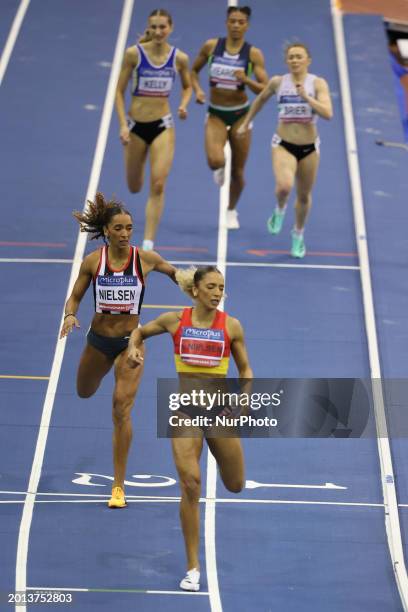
[127,265,253,592]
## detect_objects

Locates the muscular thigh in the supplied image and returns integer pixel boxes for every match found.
[113,345,145,406]
[125,133,149,181]
[229,117,252,170]
[206,437,244,483]
[172,437,204,480]
[272,146,297,188]
[149,127,175,182]
[77,344,114,396]
[296,151,320,195]
[205,115,228,159]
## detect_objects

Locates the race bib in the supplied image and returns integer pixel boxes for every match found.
[179,327,225,367]
[96,275,138,312]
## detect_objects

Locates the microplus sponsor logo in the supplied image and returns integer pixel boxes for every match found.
[182,327,223,341]
[142,68,173,77]
[280,94,303,103]
[98,276,137,286]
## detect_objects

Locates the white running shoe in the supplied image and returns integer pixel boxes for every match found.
[180,568,200,592]
[226,209,240,230]
[213,167,225,187]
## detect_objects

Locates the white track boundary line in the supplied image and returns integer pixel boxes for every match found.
[331,2,408,608]
[26,587,209,596]
[0,0,30,87]
[0,257,359,270]
[169,260,359,270]
[0,488,387,509]
[204,141,231,612]
[14,2,135,610]
[1,498,386,509]
[204,0,238,598]
[204,7,238,607]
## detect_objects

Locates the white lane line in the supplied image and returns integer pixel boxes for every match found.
[27,587,209,596]
[0,489,385,508]
[1,499,385,508]
[169,260,360,270]
[0,481,347,496]
[0,257,359,270]
[0,0,30,87]
[331,2,408,608]
[1,490,179,498]
[227,262,359,270]
[221,262,359,270]
[214,498,383,508]
[14,2,135,609]
[204,144,232,612]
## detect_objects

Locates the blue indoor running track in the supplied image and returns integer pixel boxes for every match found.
[1,1,408,610]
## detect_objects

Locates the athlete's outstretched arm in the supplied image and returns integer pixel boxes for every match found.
[176,51,192,119]
[191,39,216,104]
[115,46,138,144]
[127,311,179,367]
[140,249,178,283]
[237,75,281,134]
[228,317,253,379]
[227,317,253,408]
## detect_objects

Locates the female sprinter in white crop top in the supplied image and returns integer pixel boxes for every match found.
[238,42,333,257]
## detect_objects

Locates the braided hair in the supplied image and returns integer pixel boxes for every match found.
[73,192,131,243]
[227,6,252,19]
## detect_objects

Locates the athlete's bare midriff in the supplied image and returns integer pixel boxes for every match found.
[90,312,140,337]
[277,121,318,145]
[210,87,248,108]
[128,96,172,123]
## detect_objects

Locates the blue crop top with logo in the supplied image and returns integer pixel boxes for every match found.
[132,44,177,98]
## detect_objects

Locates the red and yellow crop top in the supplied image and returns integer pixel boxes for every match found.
[172,308,231,375]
